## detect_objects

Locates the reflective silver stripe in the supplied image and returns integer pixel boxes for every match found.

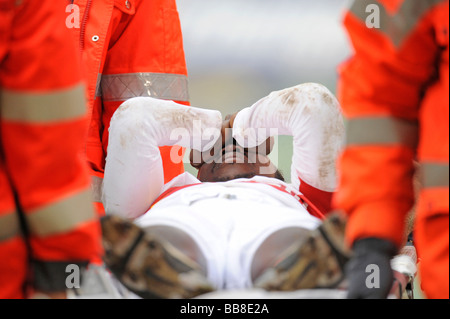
[27,189,95,237]
[421,163,449,188]
[95,74,103,98]
[0,84,86,123]
[91,175,103,203]
[0,211,21,242]
[350,0,446,47]
[346,117,419,148]
[100,72,189,102]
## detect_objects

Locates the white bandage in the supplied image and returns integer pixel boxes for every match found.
[391,255,417,277]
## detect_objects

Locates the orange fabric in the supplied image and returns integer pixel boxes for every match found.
[415,212,449,299]
[335,0,449,299]
[0,163,14,213]
[1,0,102,297]
[0,167,27,299]
[2,120,92,209]
[417,188,449,218]
[0,237,28,299]
[336,146,416,245]
[93,201,105,217]
[72,0,189,185]
[30,220,101,261]
[376,0,405,14]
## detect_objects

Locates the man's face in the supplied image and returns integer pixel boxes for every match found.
[194,140,279,183]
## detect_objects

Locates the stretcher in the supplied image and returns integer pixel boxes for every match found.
[67,262,416,300]
[66,264,348,299]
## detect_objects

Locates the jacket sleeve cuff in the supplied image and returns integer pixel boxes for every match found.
[32,259,89,293]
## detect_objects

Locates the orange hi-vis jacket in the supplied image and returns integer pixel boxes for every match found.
[68,0,189,209]
[335,0,449,298]
[0,0,102,298]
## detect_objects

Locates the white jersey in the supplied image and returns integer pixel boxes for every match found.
[135,174,323,289]
[151,173,322,218]
[102,83,345,220]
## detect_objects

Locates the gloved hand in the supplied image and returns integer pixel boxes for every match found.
[346,238,398,299]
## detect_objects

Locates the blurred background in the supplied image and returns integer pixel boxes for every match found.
[176,0,353,181]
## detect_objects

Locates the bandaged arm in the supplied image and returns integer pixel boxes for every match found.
[103,97,222,219]
[232,83,345,214]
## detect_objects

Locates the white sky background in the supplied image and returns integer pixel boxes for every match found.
[176,0,353,180]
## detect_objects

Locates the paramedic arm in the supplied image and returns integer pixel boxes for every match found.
[103,97,222,219]
[232,83,345,214]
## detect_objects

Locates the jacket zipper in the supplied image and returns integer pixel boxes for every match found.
[79,0,92,53]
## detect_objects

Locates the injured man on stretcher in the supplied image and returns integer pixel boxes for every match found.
[100,83,417,299]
